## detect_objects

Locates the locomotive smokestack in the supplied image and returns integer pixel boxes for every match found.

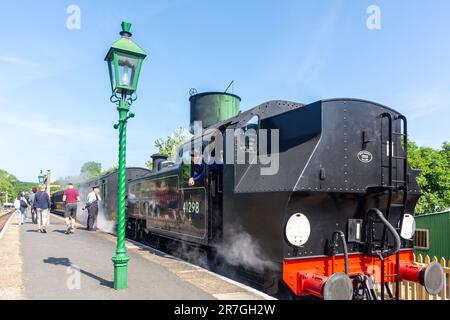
[189,91,241,134]
[151,153,168,173]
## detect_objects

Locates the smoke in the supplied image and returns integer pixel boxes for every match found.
[73,179,116,234]
[214,227,279,274]
[96,207,116,234]
[162,226,279,277]
[74,204,116,234]
[168,240,209,269]
[75,205,87,227]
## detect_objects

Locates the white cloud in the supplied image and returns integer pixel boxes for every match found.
[0,54,38,67]
[0,114,113,143]
[0,114,116,181]
[393,88,450,120]
[295,2,343,83]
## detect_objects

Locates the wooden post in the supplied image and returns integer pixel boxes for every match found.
[404,281,410,300]
[417,254,423,299]
[411,281,416,300]
[424,255,431,300]
[446,259,450,301]
[391,282,396,300]
[432,256,438,300]
[439,258,446,300]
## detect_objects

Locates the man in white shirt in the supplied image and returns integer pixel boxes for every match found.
[86,186,101,231]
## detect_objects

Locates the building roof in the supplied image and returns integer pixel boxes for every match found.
[415,210,450,219]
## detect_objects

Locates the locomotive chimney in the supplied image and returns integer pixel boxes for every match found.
[151,153,168,173]
[189,91,241,134]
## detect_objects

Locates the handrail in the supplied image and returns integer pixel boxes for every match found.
[367,208,401,258]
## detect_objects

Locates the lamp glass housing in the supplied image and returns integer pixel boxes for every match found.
[106,50,144,95]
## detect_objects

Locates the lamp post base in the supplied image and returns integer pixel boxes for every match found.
[112,253,130,290]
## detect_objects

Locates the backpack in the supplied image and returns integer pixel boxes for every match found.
[20,198,28,208]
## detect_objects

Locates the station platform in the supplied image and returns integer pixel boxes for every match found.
[0,213,272,300]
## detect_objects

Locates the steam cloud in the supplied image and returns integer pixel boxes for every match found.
[214,227,278,274]
[74,181,116,234]
[169,226,279,275]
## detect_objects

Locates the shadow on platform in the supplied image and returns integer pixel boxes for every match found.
[52,230,68,235]
[43,257,113,289]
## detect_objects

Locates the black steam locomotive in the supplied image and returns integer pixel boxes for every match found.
[51,92,445,300]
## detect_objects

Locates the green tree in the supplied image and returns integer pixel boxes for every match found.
[0,170,41,204]
[145,160,153,171]
[80,162,102,180]
[408,141,450,214]
[0,169,17,204]
[13,181,38,194]
[146,127,189,170]
[101,165,118,175]
[50,181,63,193]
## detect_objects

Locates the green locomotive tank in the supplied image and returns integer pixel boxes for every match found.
[189,92,241,133]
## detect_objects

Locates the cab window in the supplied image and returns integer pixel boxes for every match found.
[241,115,259,153]
[244,115,260,131]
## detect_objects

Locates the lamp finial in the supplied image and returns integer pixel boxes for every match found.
[120,21,132,37]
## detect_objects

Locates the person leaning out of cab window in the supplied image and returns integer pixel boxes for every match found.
[188,151,205,187]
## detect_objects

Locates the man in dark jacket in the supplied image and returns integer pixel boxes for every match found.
[86,186,101,231]
[29,188,37,224]
[33,184,51,233]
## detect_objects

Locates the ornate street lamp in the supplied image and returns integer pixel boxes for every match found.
[105,21,147,290]
[105,22,147,96]
[38,170,46,184]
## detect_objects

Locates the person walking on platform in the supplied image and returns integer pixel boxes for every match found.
[33,185,50,233]
[29,188,37,224]
[15,192,29,225]
[13,194,21,223]
[62,183,80,234]
[86,186,101,231]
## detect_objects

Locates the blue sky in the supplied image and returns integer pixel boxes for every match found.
[1,0,449,182]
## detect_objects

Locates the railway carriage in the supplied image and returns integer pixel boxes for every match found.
[50,168,151,222]
[76,167,151,222]
[50,190,65,215]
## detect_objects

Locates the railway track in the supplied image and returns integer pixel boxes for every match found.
[0,209,15,234]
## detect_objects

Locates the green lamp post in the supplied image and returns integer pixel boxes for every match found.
[105,21,147,290]
[38,170,46,184]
